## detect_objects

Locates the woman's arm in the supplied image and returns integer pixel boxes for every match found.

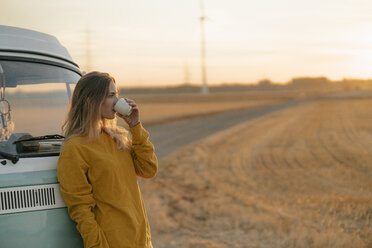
[57,146,109,248]
[130,122,158,178]
[117,98,158,178]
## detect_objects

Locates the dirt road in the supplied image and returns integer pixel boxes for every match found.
[147,98,308,159]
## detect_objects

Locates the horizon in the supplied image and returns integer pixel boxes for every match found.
[119,76,372,89]
[1,0,372,87]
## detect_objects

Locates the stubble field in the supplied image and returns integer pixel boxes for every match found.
[140,93,372,248]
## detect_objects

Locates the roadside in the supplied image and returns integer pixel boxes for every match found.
[146,98,307,159]
[141,93,372,248]
[118,90,318,128]
[142,90,372,159]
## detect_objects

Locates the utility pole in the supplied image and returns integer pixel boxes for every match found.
[85,26,92,72]
[184,60,191,84]
[200,0,209,94]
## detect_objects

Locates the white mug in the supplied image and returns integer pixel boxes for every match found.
[114,98,133,116]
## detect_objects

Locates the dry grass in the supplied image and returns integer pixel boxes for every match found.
[141,95,372,248]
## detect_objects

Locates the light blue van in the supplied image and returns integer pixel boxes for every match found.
[0,25,83,247]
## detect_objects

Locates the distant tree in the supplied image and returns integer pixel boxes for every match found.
[289,77,330,89]
[258,79,273,86]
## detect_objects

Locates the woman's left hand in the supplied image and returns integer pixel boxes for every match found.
[116,98,140,128]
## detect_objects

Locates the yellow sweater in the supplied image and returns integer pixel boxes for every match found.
[57,123,158,248]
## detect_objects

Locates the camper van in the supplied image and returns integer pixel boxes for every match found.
[0,25,83,247]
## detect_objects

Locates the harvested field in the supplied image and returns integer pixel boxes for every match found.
[141,94,372,248]
[119,91,312,126]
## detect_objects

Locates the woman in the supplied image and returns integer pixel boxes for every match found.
[57,71,158,248]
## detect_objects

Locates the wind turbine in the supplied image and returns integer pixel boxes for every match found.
[199,0,209,94]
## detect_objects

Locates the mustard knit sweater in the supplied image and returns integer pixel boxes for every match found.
[57,123,158,248]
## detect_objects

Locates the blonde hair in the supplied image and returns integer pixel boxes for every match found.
[62,71,131,150]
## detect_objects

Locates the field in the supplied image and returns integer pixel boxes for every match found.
[120,91,310,126]
[140,92,372,248]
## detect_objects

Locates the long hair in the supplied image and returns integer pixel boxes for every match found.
[62,71,131,150]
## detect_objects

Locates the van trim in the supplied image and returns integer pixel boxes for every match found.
[0,49,79,67]
[0,55,82,76]
[0,156,58,175]
[0,183,66,215]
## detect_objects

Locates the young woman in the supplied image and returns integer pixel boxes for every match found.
[57,71,158,248]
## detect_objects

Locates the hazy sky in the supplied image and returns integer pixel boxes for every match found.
[1,0,372,86]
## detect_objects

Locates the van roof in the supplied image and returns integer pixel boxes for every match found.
[0,25,77,67]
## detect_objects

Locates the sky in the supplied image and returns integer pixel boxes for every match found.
[1,0,372,87]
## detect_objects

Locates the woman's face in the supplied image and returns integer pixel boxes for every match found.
[100,81,118,119]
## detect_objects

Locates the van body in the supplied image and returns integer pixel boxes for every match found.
[0,25,83,247]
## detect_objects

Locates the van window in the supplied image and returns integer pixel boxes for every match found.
[0,60,80,158]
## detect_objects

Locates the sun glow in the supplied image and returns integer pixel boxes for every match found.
[1,0,372,86]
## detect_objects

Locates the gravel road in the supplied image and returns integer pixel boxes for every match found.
[147,98,308,160]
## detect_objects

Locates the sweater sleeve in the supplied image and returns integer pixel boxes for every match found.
[130,122,158,178]
[57,143,109,248]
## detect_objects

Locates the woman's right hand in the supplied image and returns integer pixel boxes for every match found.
[116,98,140,128]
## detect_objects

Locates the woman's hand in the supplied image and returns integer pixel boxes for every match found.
[116,98,140,128]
